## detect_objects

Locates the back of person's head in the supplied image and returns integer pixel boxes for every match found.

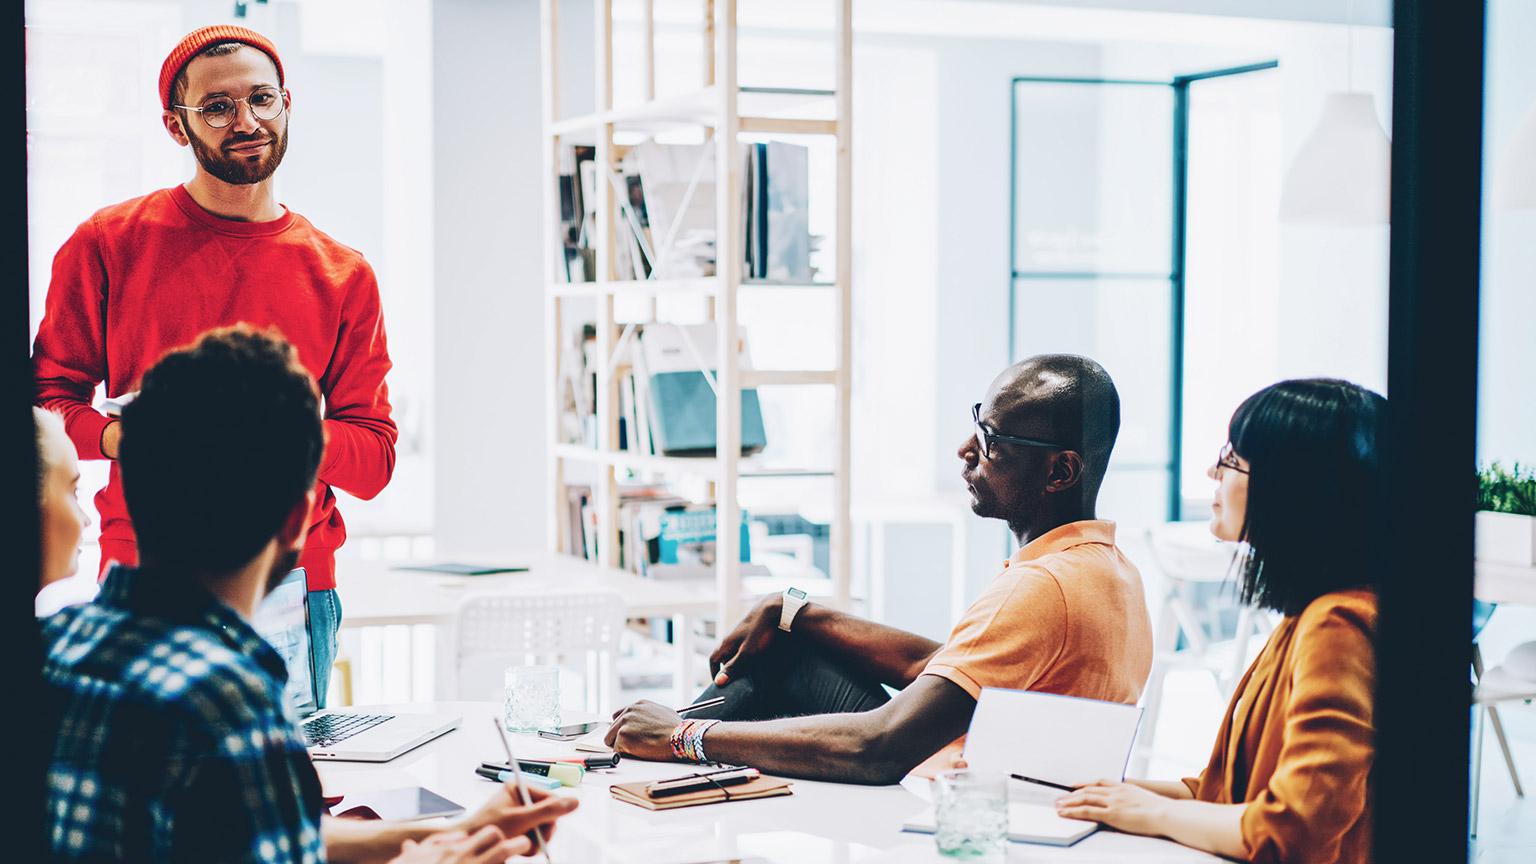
[119,325,323,575]
[1002,354,1121,504]
[1228,378,1387,615]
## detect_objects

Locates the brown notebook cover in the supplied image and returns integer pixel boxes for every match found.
[609,775,794,811]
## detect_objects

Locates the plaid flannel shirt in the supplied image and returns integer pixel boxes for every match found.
[42,564,325,863]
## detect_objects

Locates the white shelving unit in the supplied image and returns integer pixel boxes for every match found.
[540,0,853,628]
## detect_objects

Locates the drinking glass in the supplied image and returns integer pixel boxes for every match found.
[932,768,1008,858]
[504,665,561,733]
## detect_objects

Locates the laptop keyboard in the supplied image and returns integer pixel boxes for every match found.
[302,713,392,747]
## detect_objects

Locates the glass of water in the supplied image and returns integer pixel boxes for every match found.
[504,665,561,733]
[932,768,1008,858]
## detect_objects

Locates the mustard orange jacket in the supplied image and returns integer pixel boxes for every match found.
[1183,589,1376,864]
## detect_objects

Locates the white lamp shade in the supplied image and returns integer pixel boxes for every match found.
[1492,100,1536,210]
[1279,93,1392,224]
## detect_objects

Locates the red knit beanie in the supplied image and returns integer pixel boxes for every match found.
[159,25,285,111]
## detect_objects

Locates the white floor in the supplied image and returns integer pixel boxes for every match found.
[1472,701,1536,863]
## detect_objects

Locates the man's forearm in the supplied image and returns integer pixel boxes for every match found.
[686,676,973,785]
[793,603,944,687]
[701,713,912,785]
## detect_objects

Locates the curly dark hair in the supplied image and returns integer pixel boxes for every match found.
[1228,378,1388,616]
[119,325,323,575]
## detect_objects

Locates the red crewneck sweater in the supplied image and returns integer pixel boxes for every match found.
[32,185,396,591]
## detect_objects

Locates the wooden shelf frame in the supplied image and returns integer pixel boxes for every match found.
[541,0,853,627]
[548,276,838,298]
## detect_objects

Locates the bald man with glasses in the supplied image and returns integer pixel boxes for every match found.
[605,354,1155,785]
[31,26,395,707]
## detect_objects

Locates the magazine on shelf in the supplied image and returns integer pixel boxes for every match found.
[638,323,767,456]
[626,141,717,279]
[554,138,809,282]
[763,141,811,280]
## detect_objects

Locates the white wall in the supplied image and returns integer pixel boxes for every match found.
[1479,0,1536,471]
[430,0,562,555]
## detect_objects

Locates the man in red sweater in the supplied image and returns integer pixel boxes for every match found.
[31,25,395,706]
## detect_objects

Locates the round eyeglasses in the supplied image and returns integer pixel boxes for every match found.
[174,86,285,129]
[1215,442,1250,476]
[971,403,1066,460]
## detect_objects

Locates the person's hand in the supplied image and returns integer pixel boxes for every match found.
[1053,779,1171,836]
[390,827,529,864]
[101,420,122,460]
[456,783,576,849]
[605,699,686,760]
[710,594,784,686]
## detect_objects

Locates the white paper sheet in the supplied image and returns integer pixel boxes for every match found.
[960,688,1143,788]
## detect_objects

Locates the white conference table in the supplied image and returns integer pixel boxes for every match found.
[315,702,1227,864]
[332,552,716,702]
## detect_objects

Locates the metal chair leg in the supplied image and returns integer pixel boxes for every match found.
[1486,704,1525,797]
[1472,705,1485,838]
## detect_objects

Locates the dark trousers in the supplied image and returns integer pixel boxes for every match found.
[685,634,892,721]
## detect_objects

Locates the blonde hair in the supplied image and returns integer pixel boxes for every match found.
[33,407,68,503]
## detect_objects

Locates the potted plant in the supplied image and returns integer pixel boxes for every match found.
[1476,461,1536,566]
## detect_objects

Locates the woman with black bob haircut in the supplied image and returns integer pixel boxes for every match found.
[1056,378,1384,864]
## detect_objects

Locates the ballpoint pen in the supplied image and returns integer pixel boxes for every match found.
[494,718,555,864]
[675,696,726,715]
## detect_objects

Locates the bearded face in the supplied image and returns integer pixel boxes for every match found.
[185,117,289,185]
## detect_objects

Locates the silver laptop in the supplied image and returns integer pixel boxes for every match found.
[255,569,461,762]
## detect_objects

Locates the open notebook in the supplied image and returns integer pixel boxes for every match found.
[901,799,1097,847]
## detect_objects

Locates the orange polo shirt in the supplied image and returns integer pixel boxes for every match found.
[915,520,1154,776]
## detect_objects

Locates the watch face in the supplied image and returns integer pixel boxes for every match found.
[787,588,807,601]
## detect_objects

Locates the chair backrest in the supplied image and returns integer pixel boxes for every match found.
[1147,521,1239,584]
[454,590,626,707]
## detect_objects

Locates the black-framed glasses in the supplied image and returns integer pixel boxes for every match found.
[1215,442,1250,476]
[971,403,1066,460]
[173,86,285,129]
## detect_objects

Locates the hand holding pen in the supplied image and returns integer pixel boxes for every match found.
[492,719,568,864]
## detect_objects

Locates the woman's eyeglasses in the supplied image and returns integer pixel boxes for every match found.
[1215,442,1250,476]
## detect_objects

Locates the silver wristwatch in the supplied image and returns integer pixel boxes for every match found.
[778,587,809,632]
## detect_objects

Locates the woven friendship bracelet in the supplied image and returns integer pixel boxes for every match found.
[686,718,720,763]
[669,721,692,761]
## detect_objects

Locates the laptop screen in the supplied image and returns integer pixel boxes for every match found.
[252,568,319,717]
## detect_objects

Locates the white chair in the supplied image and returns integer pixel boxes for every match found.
[452,589,626,715]
[1471,639,1536,836]
[1131,522,1274,776]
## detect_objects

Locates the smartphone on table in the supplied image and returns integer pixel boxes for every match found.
[537,721,606,741]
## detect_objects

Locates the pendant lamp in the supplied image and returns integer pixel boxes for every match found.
[1278,92,1392,223]
[1491,100,1536,210]
[1279,4,1391,224]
